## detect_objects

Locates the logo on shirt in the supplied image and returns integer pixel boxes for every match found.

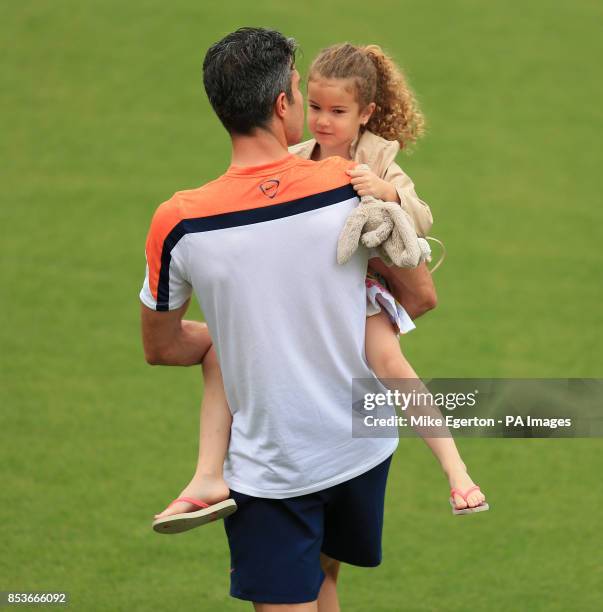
[259,179,280,199]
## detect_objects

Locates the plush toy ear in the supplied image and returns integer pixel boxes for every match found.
[417,238,433,264]
[337,207,370,264]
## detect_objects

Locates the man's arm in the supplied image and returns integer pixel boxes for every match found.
[368,258,437,320]
[141,299,213,366]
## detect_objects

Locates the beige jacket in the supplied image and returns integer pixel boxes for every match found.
[289,129,433,237]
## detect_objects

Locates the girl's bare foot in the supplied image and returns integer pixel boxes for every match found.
[446,465,487,510]
[154,473,230,519]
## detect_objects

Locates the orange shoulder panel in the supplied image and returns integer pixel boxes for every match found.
[284,156,356,201]
[144,156,358,300]
[144,195,184,301]
[176,156,357,218]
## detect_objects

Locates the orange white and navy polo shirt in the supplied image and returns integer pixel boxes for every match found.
[140,153,398,499]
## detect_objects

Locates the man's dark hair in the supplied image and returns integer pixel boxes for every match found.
[203,27,298,135]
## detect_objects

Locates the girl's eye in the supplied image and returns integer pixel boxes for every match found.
[309,104,319,110]
[333,110,345,114]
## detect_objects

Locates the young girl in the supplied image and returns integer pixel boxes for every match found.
[153,43,487,533]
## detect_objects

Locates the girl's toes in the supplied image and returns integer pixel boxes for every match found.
[154,502,191,519]
[453,495,468,509]
[468,493,485,507]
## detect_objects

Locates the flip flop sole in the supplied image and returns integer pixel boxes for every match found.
[449,499,490,515]
[152,498,238,534]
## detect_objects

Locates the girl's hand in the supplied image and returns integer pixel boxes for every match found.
[346,167,397,201]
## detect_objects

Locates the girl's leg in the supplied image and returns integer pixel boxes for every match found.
[154,339,232,519]
[194,345,232,478]
[317,554,341,612]
[365,311,486,510]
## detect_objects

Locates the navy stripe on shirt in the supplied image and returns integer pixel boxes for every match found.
[156,183,357,311]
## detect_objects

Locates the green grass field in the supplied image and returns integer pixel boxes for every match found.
[2,1,602,610]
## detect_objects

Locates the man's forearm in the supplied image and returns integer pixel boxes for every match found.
[395,289,434,320]
[141,300,215,366]
[145,320,212,366]
[156,320,210,366]
[368,259,437,320]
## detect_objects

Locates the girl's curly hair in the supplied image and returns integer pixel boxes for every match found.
[308,43,425,150]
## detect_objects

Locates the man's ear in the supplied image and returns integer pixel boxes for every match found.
[275,91,288,119]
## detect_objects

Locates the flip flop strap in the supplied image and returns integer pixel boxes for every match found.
[450,485,481,500]
[168,497,210,509]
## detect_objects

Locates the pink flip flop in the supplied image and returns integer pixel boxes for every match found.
[152,496,237,534]
[449,485,490,515]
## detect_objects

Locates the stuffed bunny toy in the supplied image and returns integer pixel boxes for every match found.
[337,170,433,268]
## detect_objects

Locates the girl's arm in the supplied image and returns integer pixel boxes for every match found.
[348,160,438,318]
[382,162,433,237]
[347,162,434,236]
[377,161,437,317]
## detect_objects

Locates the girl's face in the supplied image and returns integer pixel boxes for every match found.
[307,77,375,151]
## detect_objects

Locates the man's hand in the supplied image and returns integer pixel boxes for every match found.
[140,299,213,366]
[346,167,399,202]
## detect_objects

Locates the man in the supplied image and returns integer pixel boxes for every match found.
[140,27,399,610]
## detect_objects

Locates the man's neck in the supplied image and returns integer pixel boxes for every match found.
[230,126,290,167]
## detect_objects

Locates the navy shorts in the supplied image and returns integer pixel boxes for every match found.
[223,454,393,604]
